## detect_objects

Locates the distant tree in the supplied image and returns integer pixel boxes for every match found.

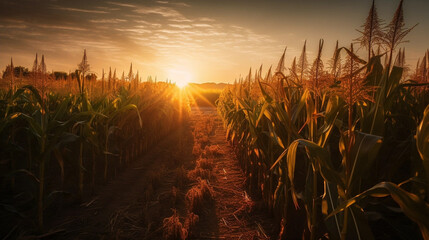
[70,71,79,80]
[17,66,30,77]
[52,71,68,80]
[2,58,14,88]
[86,73,97,81]
[2,65,30,78]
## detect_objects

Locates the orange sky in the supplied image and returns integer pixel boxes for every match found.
[0,0,428,84]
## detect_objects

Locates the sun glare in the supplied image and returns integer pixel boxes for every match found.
[176,80,189,89]
[169,68,193,89]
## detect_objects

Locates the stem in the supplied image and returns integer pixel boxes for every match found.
[341,208,349,240]
[388,46,394,74]
[92,151,96,193]
[347,43,354,180]
[38,101,46,230]
[311,169,318,240]
[104,149,108,183]
[28,136,32,170]
[341,44,355,240]
[82,70,85,94]
[11,128,16,191]
[79,140,84,201]
[38,159,45,230]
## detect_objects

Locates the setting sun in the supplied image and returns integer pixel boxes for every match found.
[1,0,429,239]
[176,80,189,89]
[169,68,193,89]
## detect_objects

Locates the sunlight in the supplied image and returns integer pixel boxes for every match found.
[176,80,189,89]
[169,68,193,89]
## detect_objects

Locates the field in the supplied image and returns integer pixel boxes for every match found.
[1,0,429,239]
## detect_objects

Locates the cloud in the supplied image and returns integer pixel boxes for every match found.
[198,17,215,22]
[50,6,108,14]
[156,1,190,7]
[133,6,183,18]
[169,24,192,29]
[192,23,213,28]
[90,19,127,24]
[37,24,87,31]
[0,23,27,29]
[0,0,284,82]
[107,2,136,8]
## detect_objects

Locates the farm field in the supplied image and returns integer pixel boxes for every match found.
[1,0,429,239]
[1,98,277,239]
[36,107,277,239]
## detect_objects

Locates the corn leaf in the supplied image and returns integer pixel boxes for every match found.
[327,182,429,240]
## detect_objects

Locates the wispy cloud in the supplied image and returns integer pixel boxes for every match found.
[51,6,108,14]
[133,6,183,18]
[90,19,127,24]
[156,1,190,7]
[0,0,283,82]
[37,24,87,31]
[107,2,136,8]
[0,23,27,29]
[169,24,192,29]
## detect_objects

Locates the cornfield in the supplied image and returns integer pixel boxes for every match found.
[1,0,429,239]
[0,51,188,233]
[216,1,429,239]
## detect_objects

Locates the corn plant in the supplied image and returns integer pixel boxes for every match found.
[0,54,188,234]
[217,3,428,238]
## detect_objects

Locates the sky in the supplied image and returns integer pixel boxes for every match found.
[0,0,428,84]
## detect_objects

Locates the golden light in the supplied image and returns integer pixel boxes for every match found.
[176,80,189,89]
[168,68,193,89]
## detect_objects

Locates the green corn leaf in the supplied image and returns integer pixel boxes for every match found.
[322,182,341,240]
[327,181,429,240]
[417,105,429,187]
[255,102,269,128]
[20,85,43,106]
[284,139,344,207]
[257,76,273,103]
[347,131,383,195]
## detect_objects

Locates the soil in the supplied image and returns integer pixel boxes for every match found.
[34,107,277,240]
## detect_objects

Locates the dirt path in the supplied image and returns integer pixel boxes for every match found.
[41,107,276,240]
[196,107,278,240]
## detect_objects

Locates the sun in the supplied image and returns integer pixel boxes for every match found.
[176,80,189,89]
[168,68,193,89]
